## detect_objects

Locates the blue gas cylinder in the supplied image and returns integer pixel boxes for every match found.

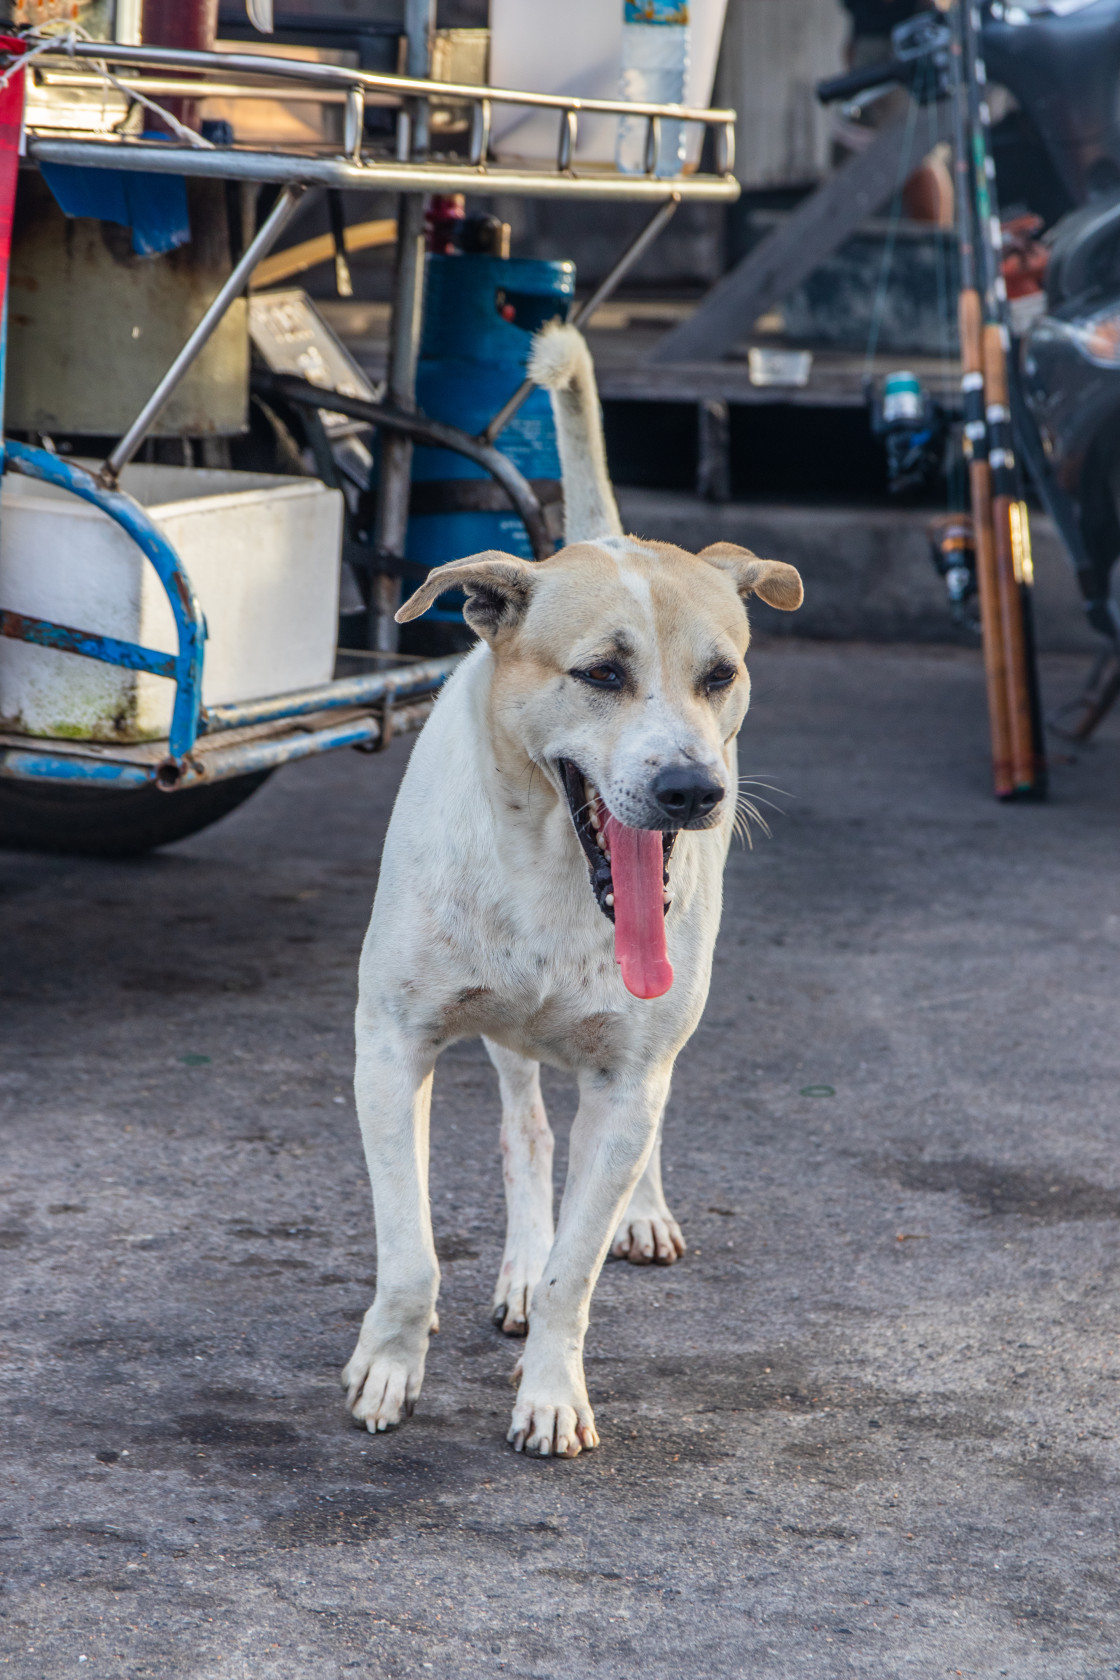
[405,254,575,621]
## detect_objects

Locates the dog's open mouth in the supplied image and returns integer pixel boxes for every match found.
[559,759,676,1001]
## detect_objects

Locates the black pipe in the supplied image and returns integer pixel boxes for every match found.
[253,370,554,561]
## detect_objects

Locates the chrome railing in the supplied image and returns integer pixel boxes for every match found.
[20,39,737,193]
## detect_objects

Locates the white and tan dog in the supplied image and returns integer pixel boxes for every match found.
[343,323,802,1458]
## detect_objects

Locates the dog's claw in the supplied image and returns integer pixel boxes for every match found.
[508,1397,597,1458]
[611,1213,686,1267]
[491,1269,538,1338]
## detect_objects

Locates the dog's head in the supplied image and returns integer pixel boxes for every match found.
[398,536,802,994]
[399,535,801,823]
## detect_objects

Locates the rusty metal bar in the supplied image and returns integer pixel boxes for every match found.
[200,655,461,734]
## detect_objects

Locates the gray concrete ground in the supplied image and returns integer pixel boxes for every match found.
[3,639,1120,1680]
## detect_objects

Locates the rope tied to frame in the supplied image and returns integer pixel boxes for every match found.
[0,25,216,149]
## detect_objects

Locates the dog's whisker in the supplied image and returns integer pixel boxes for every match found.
[732,792,772,849]
[737,775,793,799]
[736,791,785,815]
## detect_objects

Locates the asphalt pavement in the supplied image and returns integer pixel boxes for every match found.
[3,639,1120,1680]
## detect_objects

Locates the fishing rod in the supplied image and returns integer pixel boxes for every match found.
[957,0,1045,798]
[948,0,1013,797]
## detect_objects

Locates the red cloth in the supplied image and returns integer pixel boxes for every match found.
[0,38,27,326]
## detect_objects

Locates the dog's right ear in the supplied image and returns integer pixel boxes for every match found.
[394,552,536,643]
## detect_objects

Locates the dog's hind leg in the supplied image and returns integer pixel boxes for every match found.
[508,1060,673,1457]
[343,1022,440,1432]
[611,1108,686,1266]
[484,1039,554,1338]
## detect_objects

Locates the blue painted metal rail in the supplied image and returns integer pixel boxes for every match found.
[0,442,460,791]
[0,752,153,789]
[3,441,206,764]
[0,606,178,681]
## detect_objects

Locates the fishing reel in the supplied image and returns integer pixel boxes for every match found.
[867,371,948,499]
[816,13,952,111]
[928,512,979,631]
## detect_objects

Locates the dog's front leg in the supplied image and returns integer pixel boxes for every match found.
[508,1061,674,1458]
[484,1039,554,1337]
[343,1022,439,1432]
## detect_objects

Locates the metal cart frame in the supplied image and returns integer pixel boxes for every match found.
[0,33,739,796]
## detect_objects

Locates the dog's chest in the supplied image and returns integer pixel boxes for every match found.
[421,867,629,1062]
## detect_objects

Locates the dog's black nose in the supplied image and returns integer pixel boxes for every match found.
[649,766,725,825]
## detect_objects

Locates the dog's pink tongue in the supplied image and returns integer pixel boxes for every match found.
[604,815,673,1000]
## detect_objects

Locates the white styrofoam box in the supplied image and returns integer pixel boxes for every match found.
[0,463,343,743]
[488,0,728,168]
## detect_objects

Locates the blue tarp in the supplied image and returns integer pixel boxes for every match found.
[40,139,189,257]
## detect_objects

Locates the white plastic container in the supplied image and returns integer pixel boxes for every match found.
[0,463,343,743]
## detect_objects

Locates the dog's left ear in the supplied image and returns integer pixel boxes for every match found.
[395,552,537,643]
[698,543,804,612]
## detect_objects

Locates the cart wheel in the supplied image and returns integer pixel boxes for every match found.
[0,772,272,858]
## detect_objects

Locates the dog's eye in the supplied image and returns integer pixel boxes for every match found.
[704,662,737,692]
[573,663,625,691]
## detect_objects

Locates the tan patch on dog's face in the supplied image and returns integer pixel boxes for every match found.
[484,537,784,828]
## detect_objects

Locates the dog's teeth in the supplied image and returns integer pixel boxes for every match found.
[605,892,614,908]
[663,889,671,904]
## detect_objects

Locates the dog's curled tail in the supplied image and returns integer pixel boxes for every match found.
[529,320,623,545]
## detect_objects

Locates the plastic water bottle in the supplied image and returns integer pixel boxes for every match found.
[616,1,690,178]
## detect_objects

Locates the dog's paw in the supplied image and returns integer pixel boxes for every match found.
[492,1254,545,1337]
[507,1390,599,1459]
[611,1210,685,1266]
[342,1314,434,1432]
[492,1280,532,1337]
[491,1230,551,1337]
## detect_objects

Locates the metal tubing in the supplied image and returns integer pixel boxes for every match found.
[0,606,178,679]
[4,441,206,760]
[469,98,491,166]
[480,193,681,447]
[101,182,306,485]
[27,139,740,202]
[404,0,436,154]
[344,87,364,160]
[26,40,736,127]
[558,109,577,172]
[200,655,461,733]
[644,116,661,176]
[715,119,734,178]
[0,696,439,790]
[176,698,437,786]
[569,195,682,331]
[258,371,553,559]
[366,0,434,653]
[0,751,152,788]
[38,72,352,101]
[370,190,428,650]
